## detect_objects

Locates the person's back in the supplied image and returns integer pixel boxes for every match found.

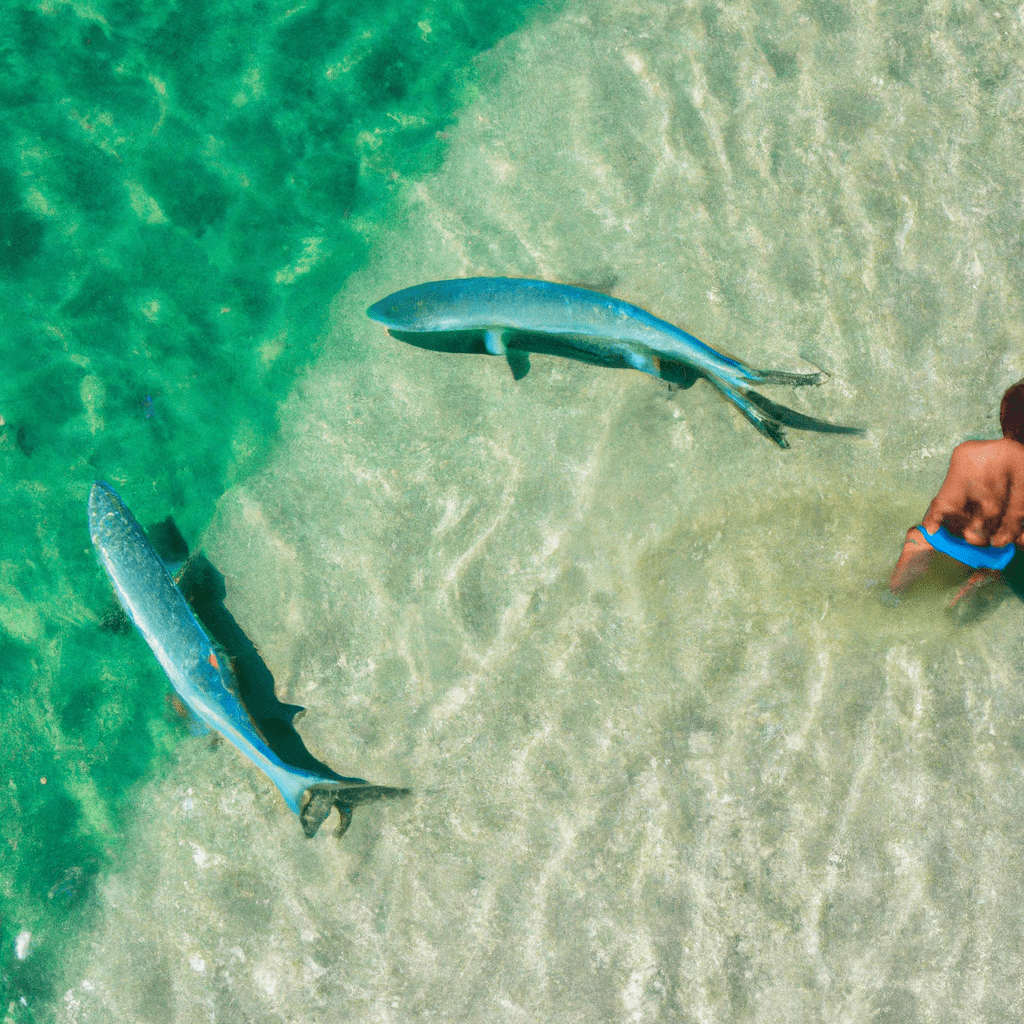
[890,379,1024,606]
[922,437,1024,547]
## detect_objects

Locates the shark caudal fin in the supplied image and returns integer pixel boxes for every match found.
[703,375,792,448]
[695,351,833,446]
[710,353,828,390]
[702,372,865,448]
[746,366,829,387]
[299,781,411,838]
[660,343,827,393]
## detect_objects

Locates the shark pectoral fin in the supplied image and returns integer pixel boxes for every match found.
[622,346,661,379]
[506,350,531,380]
[483,328,529,378]
[484,328,508,356]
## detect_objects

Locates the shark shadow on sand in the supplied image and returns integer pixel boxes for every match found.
[388,328,864,447]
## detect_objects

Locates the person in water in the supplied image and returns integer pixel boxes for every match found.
[890,378,1024,606]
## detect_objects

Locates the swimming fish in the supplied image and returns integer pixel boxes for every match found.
[88,481,407,837]
[367,277,843,448]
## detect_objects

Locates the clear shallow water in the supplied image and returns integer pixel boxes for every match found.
[7,0,1024,1020]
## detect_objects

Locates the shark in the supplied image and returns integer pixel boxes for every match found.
[88,480,408,837]
[367,276,861,448]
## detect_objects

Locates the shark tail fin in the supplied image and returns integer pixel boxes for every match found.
[714,350,828,389]
[702,374,790,448]
[745,366,829,387]
[697,353,829,445]
[702,371,865,446]
[686,340,828,389]
[299,781,411,838]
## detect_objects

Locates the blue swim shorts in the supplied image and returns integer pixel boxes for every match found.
[919,524,1016,571]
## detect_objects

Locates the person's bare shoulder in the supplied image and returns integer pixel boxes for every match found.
[948,439,990,460]
[943,440,987,485]
[995,436,1024,470]
[948,438,1024,475]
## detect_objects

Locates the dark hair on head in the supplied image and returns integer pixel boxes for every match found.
[1001,378,1024,443]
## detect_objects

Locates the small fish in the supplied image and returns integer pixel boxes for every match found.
[368,277,857,447]
[88,481,407,837]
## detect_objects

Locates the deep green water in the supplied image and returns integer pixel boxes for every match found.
[0,0,553,1014]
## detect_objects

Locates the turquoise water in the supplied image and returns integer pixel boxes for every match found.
[8,0,1024,1021]
[0,0,551,1016]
